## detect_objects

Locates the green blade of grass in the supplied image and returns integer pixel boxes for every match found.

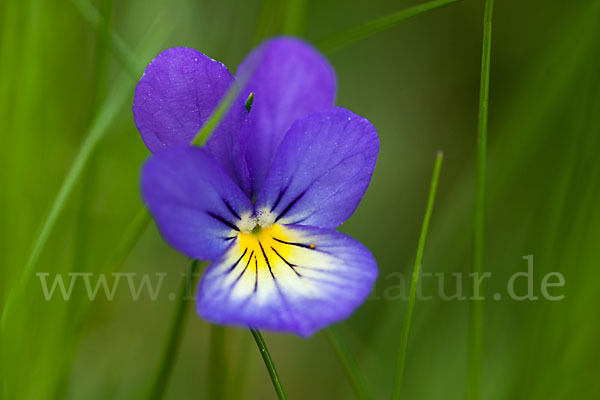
[316,0,459,53]
[227,333,253,399]
[0,75,134,331]
[70,0,113,279]
[208,325,229,400]
[250,328,288,400]
[54,207,150,346]
[104,208,152,272]
[391,151,443,400]
[149,260,202,400]
[62,3,114,382]
[191,84,243,146]
[252,0,286,46]
[282,0,307,36]
[324,326,372,400]
[62,207,151,352]
[70,0,142,78]
[0,0,151,331]
[4,5,174,392]
[469,1,493,399]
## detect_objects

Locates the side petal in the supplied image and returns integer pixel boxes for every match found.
[255,107,379,229]
[197,224,377,337]
[141,146,253,260]
[237,37,337,196]
[133,47,251,195]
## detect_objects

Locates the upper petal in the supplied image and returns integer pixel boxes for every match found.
[255,107,379,229]
[133,47,251,195]
[196,224,378,337]
[237,37,337,196]
[141,146,253,260]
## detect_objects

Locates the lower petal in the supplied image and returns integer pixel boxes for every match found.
[196,224,377,337]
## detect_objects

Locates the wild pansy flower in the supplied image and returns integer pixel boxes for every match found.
[133,37,379,336]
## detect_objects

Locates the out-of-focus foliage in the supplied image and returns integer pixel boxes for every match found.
[1,0,599,398]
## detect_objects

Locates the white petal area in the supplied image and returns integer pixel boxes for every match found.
[196,224,377,336]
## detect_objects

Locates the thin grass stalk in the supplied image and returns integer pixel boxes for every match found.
[0,0,151,331]
[0,76,134,331]
[317,0,460,53]
[324,326,372,400]
[149,260,201,400]
[227,332,253,399]
[282,0,307,36]
[392,151,443,400]
[469,1,494,399]
[67,0,113,321]
[70,0,142,76]
[208,325,228,400]
[56,4,114,396]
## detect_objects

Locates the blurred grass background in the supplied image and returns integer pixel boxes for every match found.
[1,0,599,399]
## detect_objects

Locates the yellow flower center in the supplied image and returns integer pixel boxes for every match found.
[237,224,293,272]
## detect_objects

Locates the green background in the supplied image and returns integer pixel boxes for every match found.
[1,0,599,398]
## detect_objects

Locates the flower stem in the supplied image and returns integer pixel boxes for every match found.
[149,260,201,400]
[249,328,288,400]
[392,151,443,400]
[469,1,493,399]
[324,326,371,400]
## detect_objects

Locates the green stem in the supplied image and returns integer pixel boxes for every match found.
[149,260,201,400]
[392,151,443,400]
[250,328,288,400]
[317,0,460,53]
[324,326,371,400]
[469,1,493,400]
